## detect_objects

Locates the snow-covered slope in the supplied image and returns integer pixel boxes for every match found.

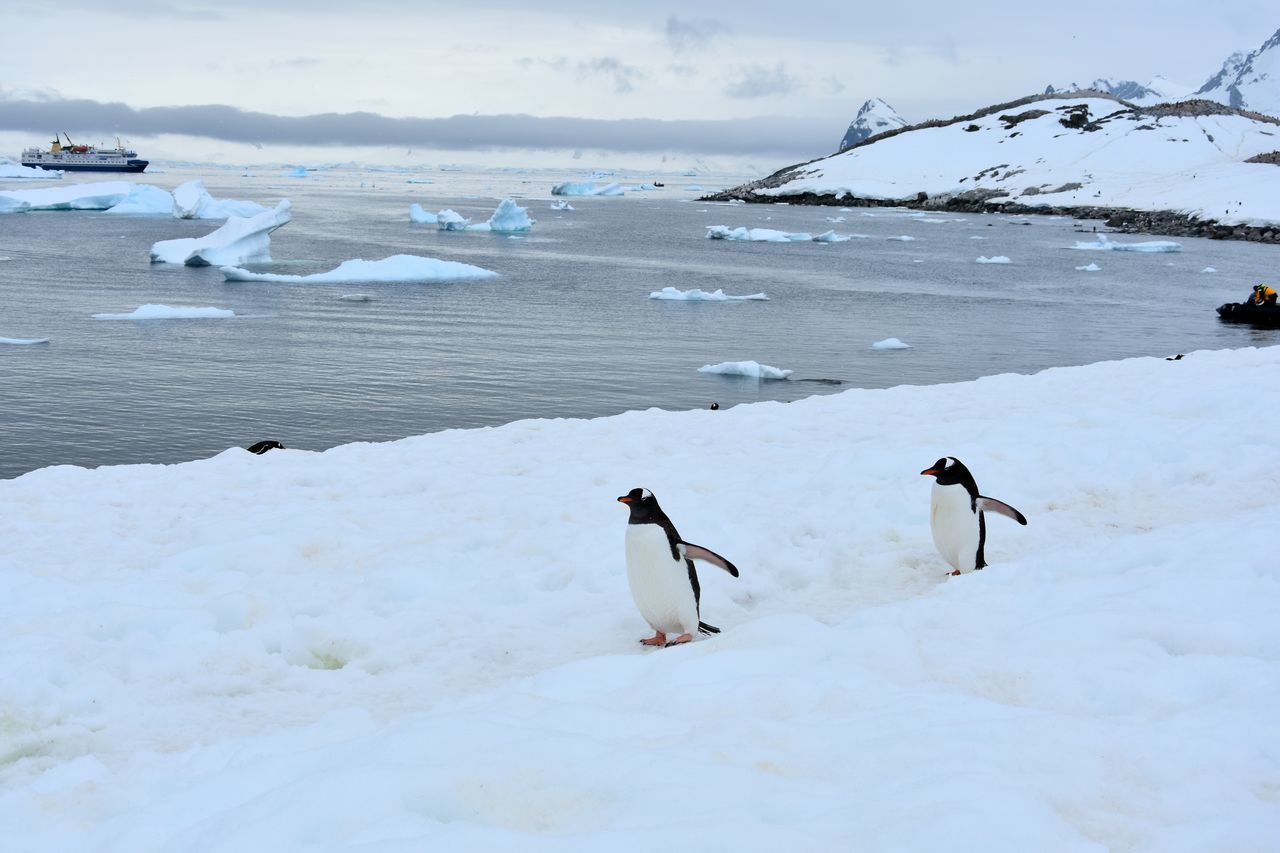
[838,97,909,151]
[1196,27,1280,117]
[728,95,1280,227]
[1,347,1277,850]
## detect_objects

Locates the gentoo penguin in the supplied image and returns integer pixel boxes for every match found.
[920,457,1027,575]
[617,487,739,647]
[246,440,285,455]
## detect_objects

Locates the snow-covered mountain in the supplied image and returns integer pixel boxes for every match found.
[837,98,909,151]
[713,94,1280,230]
[1196,26,1280,117]
[1043,76,1189,106]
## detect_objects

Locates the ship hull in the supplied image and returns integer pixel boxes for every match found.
[24,160,149,173]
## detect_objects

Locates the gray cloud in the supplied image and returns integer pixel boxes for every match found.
[665,16,731,53]
[0,96,834,158]
[724,64,801,99]
[576,57,643,94]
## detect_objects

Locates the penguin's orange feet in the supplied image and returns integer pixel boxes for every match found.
[640,632,667,646]
[948,569,962,576]
[664,634,693,647]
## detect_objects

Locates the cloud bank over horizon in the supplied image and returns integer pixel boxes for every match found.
[0,96,837,159]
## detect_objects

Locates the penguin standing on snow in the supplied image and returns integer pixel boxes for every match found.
[616,488,739,647]
[920,457,1027,575]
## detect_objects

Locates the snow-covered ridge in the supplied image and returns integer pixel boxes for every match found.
[838,97,909,151]
[1195,26,1280,117]
[712,94,1280,230]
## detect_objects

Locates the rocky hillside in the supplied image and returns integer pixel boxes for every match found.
[1195,26,1280,117]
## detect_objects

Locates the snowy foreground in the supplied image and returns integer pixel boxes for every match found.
[2,348,1278,850]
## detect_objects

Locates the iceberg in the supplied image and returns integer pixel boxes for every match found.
[550,200,575,211]
[1076,263,1102,271]
[649,287,769,301]
[0,158,61,180]
[975,256,1012,264]
[871,338,912,350]
[1,181,153,214]
[887,235,916,241]
[478,198,534,233]
[100,185,175,215]
[1201,267,1217,273]
[0,336,50,345]
[338,293,375,302]
[92,304,236,320]
[436,209,471,231]
[221,254,498,284]
[698,360,792,379]
[408,204,438,224]
[150,200,292,267]
[1073,234,1182,252]
[813,230,851,243]
[172,180,268,219]
[551,181,624,197]
[284,166,308,177]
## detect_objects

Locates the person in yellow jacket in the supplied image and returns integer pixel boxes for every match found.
[1250,284,1277,306]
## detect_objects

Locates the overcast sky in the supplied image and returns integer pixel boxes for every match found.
[1,1,1274,167]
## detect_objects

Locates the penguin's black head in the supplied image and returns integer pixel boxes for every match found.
[247,440,285,455]
[920,456,974,488]
[617,487,662,522]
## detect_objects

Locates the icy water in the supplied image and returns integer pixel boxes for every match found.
[2,165,1277,479]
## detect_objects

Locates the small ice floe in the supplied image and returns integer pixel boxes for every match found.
[871,338,912,350]
[551,181,623,197]
[706,226,812,242]
[813,230,852,243]
[436,209,470,231]
[1076,263,1102,271]
[221,254,497,284]
[975,256,1011,264]
[171,180,267,219]
[0,158,61,180]
[1,181,164,214]
[969,235,986,240]
[1201,267,1217,273]
[407,178,434,184]
[0,336,50,345]
[1073,234,1181,252]
[284,166,308,177]
[649,287,768,301]
[825,216,846,223]
[150,200,292,266]
[698,360,792,379]
[409,204,438,224]
[338,293,375,302]
[550,200,574,211]
[887,235,916,241]
[93,304,235,320]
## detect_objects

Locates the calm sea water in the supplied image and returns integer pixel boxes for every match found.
[2,165,1276,479]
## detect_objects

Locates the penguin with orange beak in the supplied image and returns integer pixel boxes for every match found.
[920,457,1027,575]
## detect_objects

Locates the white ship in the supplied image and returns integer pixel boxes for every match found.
[20,134,149,173]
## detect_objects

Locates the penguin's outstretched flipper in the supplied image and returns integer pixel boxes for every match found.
[977,496,1028,525]
[697,621,721,635]
[678,542,740,577]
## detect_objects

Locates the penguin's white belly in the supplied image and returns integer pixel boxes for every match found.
[931,483,979,572]
[625,525,699,635]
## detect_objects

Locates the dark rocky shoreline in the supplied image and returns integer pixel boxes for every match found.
[699,189,1280,245]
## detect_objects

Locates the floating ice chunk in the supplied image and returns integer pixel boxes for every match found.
[1201,267,1217,273]
[93,304,235,320]
[472,198,534,233]
[221,254,497,284]
[649,287,769,301]
[550,200,574,211]
[409,204,438,224]
[825,216,846,223]
[2,181,150,214]
[171,180,267,219]
[969,235,986,240]
[976,255,1011,264]
[706,226,812,242]
[871,337,912,350]
[1073,234,1182,252]
[698,360,792,379]
[284,166,308,177]
[551,181,624,196]
[0,336,50,345]
[1076,263,1102,271]
[813,230,851,243]
[150,200,292,266]
[887,235,916,241]
[103,185,175,215]
[0,158,61,180]
[338,293,375,302]
[436,209,471,231]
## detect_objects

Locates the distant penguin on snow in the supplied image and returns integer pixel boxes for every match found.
[617,487,739,647]
[920,457,1027,575]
